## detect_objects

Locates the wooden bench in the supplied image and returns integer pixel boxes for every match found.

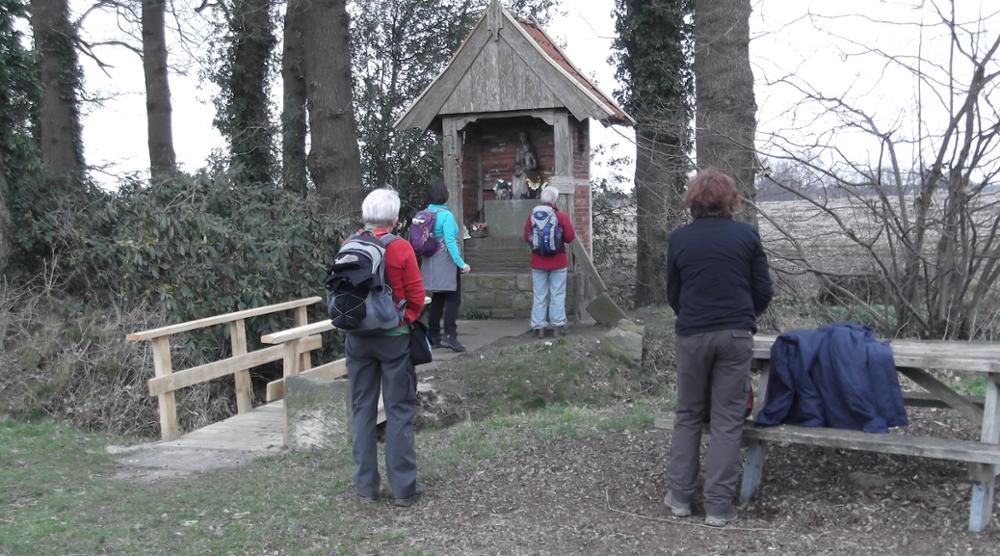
[659,334,1000,532]
[745,335,1000,532]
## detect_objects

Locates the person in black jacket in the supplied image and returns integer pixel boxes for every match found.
[663,169,773,527]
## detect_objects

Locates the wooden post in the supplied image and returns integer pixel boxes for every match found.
[151,336,179,441]
[282,339,301,378]
[739,439,767,505]
[293,306,312,372]
[229,319,253,414]
[442,116,465,243]
[969,373,1000,532]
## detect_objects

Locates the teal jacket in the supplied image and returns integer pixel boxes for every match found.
[427,203,466,268]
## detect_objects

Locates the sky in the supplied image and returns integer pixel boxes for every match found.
[70,0,998,188]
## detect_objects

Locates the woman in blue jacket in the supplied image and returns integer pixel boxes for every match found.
[420,182,471,352]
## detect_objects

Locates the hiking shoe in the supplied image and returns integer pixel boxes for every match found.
[440,334,466,352]
[704,509,736,527]
[357,493,378,504]
[392,483,426,508]
[663,491,692,517]
[555,325,568,336]
[534,328,546,339]
[430,335,441,348]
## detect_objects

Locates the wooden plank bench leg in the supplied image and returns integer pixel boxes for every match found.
[970,374,1000,532]
[968,464,998,532]
[740,439,768,505]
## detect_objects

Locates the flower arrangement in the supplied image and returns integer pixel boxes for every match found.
[468,222,488,238]
[493,179,513,200]
[525,177,547,199]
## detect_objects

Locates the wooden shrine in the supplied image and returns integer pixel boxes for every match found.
[394,0,633,318]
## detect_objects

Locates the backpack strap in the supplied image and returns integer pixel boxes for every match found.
[377,232,399,247]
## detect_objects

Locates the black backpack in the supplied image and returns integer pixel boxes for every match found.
[324,231,404,334]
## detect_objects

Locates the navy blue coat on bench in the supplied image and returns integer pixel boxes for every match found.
[756,322,908,432]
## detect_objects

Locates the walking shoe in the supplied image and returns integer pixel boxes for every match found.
[534,328,546,339]
[392,483,426,508]
[440,334,466,352]
[704,509,736,527]
[430,335,441,348]
[554,325,568,336]
[663,491,692,517]
[357,493,378,504]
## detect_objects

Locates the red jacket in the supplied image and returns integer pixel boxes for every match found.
[523,203,576,270]
[370,228,425,324]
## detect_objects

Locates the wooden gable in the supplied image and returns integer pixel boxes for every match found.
[395,3,632,132]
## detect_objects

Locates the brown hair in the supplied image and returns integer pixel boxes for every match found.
[682,169,741,219]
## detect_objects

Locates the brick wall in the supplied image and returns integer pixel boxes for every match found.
[572,118,590,181]
[574,184,592,255]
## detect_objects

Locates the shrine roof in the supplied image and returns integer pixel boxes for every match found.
[394,3,634,132]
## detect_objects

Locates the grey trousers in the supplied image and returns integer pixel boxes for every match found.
[667,329,753,515]
[345,332,418,500]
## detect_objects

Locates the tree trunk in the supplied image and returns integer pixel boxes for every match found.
[694,0,756,223]
[281,0,307,194]
[142,0,176,183]
[613,0,693,306]
[0,149,11,274]
[226,0,276,185]
[29,0,84,182]
[304,0,363,220]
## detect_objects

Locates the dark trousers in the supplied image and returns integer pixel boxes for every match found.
[667,329,753,515]
[428,271,461,338]
[345,332,418,500]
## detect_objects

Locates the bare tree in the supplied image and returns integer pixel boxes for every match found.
[30,0,85,183]
[304,0,363,218]
[693,0,756,222]
[142,0,176,183]
[281,0,307,195]
[756,1,1000,339]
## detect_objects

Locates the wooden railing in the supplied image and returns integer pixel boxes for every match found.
[127,297,324,440]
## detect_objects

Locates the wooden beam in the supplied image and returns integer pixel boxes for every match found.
[152,336,179,441]
[229,319,253,414]
[753,335,1000,374]
[903,391,985,409]
[897,366,985,425]
[147,336,322,397]
[655,413,1000,465]
[128,297,322,342]
[553,111,572,181]
[261,320,334,345]
[266,358,348,402]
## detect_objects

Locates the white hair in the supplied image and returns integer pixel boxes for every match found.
[540,185,559,204]
[361,188,401,227]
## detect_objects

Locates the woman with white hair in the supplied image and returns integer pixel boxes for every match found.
[345,188,426,507]
[523,185,576,338]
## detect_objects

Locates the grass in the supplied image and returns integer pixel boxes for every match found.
[0,398,669,556]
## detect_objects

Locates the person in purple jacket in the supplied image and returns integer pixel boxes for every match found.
[663,169,773,527]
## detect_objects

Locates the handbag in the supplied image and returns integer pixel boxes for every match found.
[409,320,433,366]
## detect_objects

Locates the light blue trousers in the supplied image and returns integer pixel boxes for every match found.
[531,268,568,329]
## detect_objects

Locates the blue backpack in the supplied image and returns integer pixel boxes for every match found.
[529,205,564,256]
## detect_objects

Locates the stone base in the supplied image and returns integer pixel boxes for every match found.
[284,374,351,451]
[462,272,577,319]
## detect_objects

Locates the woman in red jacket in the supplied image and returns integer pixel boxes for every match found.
[346,188,426,507]
[523,185,576,338]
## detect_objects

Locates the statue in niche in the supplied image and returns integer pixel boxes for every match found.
[511,131,538,199]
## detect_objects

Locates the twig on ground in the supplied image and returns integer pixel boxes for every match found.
[603,488,778,533]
